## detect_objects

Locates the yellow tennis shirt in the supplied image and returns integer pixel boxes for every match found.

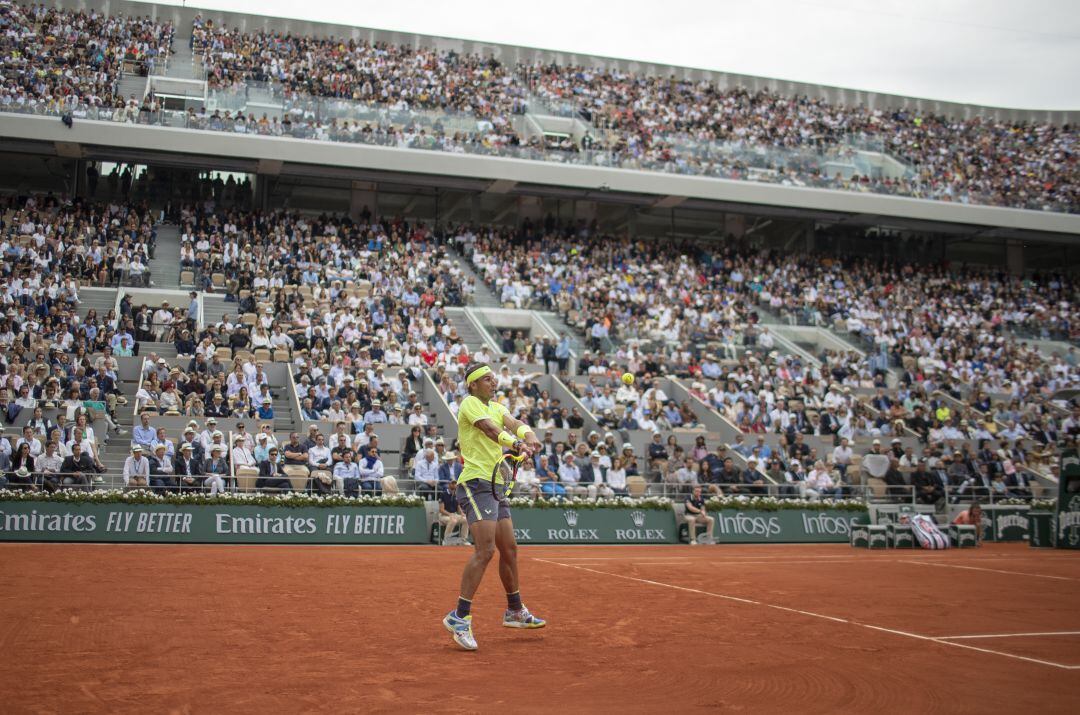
[457,394,511,484]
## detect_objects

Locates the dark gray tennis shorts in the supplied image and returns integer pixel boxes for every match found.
[457,479,511,525]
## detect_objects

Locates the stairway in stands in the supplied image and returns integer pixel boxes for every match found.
[148,224,182,289]
[77,287,118,320]
[444,308,493,354]
[447,245,501,308]
[115,73,147,104]
[201,294,232,326]
[97,361,144,489]
[139,342,178,360]
[162,36,199,80]
[269,382,299,433]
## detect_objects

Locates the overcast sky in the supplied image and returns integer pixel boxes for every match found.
[144,0,1080,110]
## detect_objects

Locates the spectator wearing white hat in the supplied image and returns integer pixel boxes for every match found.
[123,445,150,488]
[204,444,231,495]
[364,400,388,425]
[408,403,429,426]
[149,443,177,493]
[176,442,205,491]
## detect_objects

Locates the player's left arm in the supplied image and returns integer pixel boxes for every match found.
[502,412,541,454]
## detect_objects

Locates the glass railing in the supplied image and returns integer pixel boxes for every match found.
[525,91,587,119]
[2,86,1072,215]
[467,310,505,354]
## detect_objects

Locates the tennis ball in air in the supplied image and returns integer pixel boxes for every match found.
[621,373,635,385]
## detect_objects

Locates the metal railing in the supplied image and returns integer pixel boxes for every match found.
[2,468,1056,516]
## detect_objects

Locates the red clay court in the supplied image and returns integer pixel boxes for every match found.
[2,542,1078,713]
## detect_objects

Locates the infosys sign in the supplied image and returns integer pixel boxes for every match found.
[711,510,870,543]
[0,502,428,544]
[509,508,869,544]
[511,508,678,544]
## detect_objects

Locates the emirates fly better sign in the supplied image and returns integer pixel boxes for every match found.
[0,502,429,543]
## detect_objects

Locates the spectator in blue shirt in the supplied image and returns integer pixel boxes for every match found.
[754,435,773,461]
[131,412,156,451]
[187,291,199,322]
[334,449,361,497]
[412,445,440,499]
[555,333,571,373]
[732,434,753,458]
[663,401,683,428]
[256,399,274,420]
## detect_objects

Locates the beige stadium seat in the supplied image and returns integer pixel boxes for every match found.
[180,270,194,287]
[272,349,291,363]
[215,346,233,361]
[238,289,252,301]
[252,349,272,363]
[626,476,647,497]
[211,272,225,289]
[286,465,314,492]
[241,313,257,326]
[234,466,259,492]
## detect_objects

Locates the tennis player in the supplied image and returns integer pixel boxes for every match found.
[443,363,547,650]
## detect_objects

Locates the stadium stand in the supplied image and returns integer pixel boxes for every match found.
[1,3,1074,213]
[0,187,1071,504]
[0,2,173,110]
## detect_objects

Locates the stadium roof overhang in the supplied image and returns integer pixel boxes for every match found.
[1,113,1077,244]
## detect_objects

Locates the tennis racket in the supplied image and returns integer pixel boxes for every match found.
[492,451,527,499]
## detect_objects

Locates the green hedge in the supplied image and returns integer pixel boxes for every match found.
[705,496,868,512]
[0,489,423,509]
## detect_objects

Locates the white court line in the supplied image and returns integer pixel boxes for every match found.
[901,560,1077,581]
[550,555,861,561]
[626,561,868,565]
[632,561,699,566]
[534,558,1080,670]
[547,557,690,561]
[937,631,1080,640]
[707,558,870,565]
[630,557,1072,567]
